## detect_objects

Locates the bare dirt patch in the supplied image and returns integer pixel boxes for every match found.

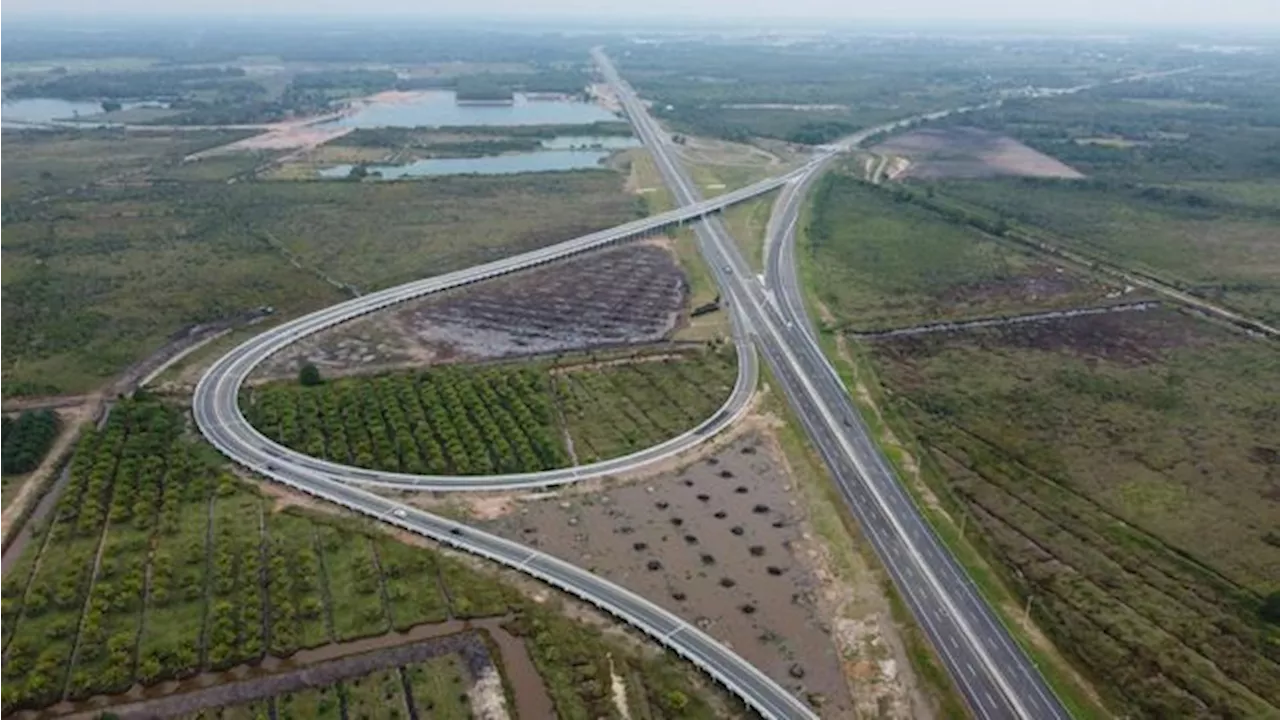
[935,264,1108,309]
[479,433,856,716]
[872,127,1084,180]
[257,243,688,379]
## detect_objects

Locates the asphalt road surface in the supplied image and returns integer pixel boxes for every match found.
[595,48,1069,720]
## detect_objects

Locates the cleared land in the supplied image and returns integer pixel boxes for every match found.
[243,346,736,474]
[479,430,926,718]
[870,127,1084,180]
[2,127,638,396]
[258,243,689,377]
[0,397,727,719]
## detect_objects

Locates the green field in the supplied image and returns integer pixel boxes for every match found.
[2,127,639,396]
[929,178,1280,324]
[554,346,738,463]
[243,346,737,473]
[0,128,252,201]
[804,172,1119,331]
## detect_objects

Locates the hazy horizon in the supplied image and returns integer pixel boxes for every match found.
[4,0,1279,32]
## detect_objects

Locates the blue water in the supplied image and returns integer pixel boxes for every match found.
[1,98,173,126]
[331,91,617,129]
[2,98,106,123]
[318,149,614,179]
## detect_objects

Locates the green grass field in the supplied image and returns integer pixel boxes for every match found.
[804,172,1117,331]
[2,128,639,396]
[932,178,1280,324]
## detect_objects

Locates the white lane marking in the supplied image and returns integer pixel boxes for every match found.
[705,174,1038,720]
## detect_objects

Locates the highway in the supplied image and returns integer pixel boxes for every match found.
[595,49,1069,720]
[188,47,1154,719]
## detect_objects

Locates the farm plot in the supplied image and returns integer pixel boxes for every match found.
[2,397,733,718]
[554,344,738,462]
[865,309,1280,718]
[245,366,567,475]
[244,346,735,473]
[257,242,689,377]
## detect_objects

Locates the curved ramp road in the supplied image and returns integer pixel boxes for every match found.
[193,121,820,715]
[195,170,808,492]
[194,48,1156,720]
[250,461,818,719]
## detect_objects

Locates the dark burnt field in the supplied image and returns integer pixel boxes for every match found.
[405,241,687,358]
[258,242,688,378]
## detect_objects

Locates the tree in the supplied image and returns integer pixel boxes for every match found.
[299,363,323,387]
[1262,591,1280,624]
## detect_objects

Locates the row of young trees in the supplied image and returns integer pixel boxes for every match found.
[246,368,568,476]
[1,409,60,475]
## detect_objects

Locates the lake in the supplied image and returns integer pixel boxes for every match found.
[318,149,616,179]
[331,91,618,129]
[2,97,107,124]
[1,98,172,126]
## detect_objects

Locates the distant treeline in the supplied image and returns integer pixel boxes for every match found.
[4,23,596,65]
[398,68,591,96]
[340,122,632,149]
[5,67,246,101]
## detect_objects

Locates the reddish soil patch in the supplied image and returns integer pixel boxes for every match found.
[873,307,1225,366]
[257,243,687,378]
[480,433,855,716]
[872,127,1084,180]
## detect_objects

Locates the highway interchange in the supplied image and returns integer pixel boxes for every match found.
[193,50,1082,719]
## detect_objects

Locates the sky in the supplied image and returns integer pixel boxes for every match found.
[4,0,1278,28]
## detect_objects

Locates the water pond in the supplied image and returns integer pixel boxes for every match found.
[318,148,616,179]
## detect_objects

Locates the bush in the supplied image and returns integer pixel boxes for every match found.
[298,363,323,387]
[2,409,60,475]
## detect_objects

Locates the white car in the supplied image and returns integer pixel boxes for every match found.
[392,508,407,518]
